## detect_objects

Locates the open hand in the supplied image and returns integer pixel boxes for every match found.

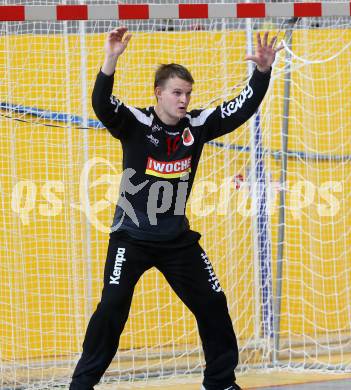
[104,26,132,58]
[245,32,284,72]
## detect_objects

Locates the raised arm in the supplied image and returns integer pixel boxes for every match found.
[201,32,283,142]
[92,27,133,139]
[101,26,132,76]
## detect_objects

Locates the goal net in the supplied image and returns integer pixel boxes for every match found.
[1,1,351,389]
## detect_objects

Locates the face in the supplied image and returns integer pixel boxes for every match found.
[155,76,193,125]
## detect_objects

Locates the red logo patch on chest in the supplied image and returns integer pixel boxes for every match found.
[182,127,194,146]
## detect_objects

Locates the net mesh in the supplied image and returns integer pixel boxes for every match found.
[1,1,351,389]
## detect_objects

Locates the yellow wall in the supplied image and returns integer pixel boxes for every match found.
[1,30,351,362]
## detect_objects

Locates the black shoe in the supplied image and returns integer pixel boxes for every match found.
[201,384,242,390]
[225,385,242,390]
[69,383,94,390]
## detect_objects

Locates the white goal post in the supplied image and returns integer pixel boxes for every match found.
[1,1,351,389]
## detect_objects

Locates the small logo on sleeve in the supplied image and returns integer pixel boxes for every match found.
[220,85,253,118]
[110,96,123,113]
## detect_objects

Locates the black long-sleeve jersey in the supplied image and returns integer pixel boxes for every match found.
[92,67,271,241]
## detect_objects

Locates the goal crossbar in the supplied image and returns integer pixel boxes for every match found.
[1,2,351,22]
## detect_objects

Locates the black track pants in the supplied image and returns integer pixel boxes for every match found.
[70,232,238,390]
